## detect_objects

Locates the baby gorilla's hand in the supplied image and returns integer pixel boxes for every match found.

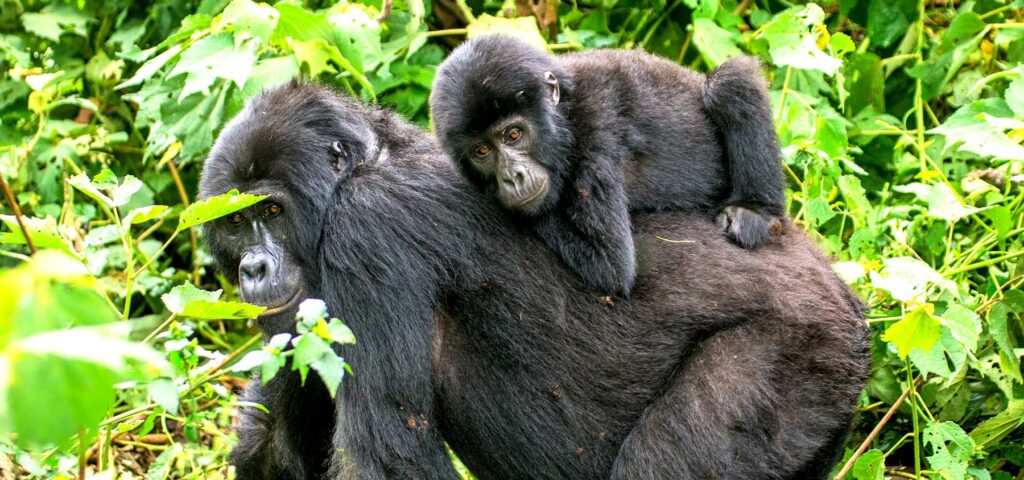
[716,204,783,249]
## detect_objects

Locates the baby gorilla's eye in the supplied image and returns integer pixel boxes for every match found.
[264,203,282,217]
[474,144,491,157]
[227,213,243,225]
[504,127,523,143]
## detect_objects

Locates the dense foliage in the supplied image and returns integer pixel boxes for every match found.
[0,0,1022,477]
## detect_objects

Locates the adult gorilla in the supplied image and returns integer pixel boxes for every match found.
[199,83,869,480]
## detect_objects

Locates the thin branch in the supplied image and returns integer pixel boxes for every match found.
[0,171,37,254]
[376,0,393,22]
[834,376,922,480]
[166,159,200,284]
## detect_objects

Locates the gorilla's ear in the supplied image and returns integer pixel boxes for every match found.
[330,141,348,173]
[543,71,560,106]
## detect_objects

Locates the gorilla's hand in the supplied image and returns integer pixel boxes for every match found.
[716,204,783,249]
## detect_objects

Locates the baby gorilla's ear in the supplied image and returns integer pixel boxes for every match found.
[544,71,560,105]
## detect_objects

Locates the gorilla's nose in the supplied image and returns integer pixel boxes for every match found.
[239,251,277,303]
[500,163,528,194]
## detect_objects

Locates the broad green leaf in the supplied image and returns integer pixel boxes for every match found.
[866,0,909,48]
[147,378,179,414]
[177,190,266,231]
[929,98,1024,161]
[869,257,958,302]
[838,175,873,225]
[116,44,183,90]
[161,283,264,319]
[123,205,170,225]
[66,170,143,208]
[465,14,547,50]
[221,0,280,42]
[924,421,974,480]
[1006,78,1024,117]
[691,19,742,68]
[969,401,1024,449]
[168,32,258,99]
[0,253,160,448]
[987,303,1022,383]
[292,38,341,78]
[851,448,884,480]
[755,5,841,75]
[882,306,943,358]
[807,197,836,227]
[928,183,983,223]
[242,57,300,99]
[271,3,334,46]
[940,304,980,352]
[21,4,92,42]
[909,328,966,381]
[0,215,74,254]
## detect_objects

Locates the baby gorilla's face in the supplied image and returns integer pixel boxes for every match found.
[465,115,552,215]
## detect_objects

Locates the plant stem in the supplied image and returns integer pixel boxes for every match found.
[0,171,36,254]
[775,66,793,124]
[166,159,200,284]
[909,363,922,478]
[834,376,922,480]
[945,250,1024,275]
[425,28,468,38]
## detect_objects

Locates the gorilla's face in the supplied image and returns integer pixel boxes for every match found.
[198,84,376,333]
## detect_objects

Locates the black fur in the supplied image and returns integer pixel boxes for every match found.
[199,83,868,479]
[430,35,787,296]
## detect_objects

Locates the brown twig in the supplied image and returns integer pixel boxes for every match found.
[0,171,36,254]
[834,375,923,480]
[376,0,393,22]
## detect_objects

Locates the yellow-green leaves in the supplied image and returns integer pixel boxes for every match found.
[177,189,266,231]
[752,4,841,76]
[161,283,265,320]
[0,252,160,448]
[466,14,547,51]
[883,305,943,359]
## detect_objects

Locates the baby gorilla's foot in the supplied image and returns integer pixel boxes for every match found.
[716,205,783,249]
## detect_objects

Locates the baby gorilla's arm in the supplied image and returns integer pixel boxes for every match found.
[533,154,636,297]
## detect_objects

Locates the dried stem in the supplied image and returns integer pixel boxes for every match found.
[0,171,36,254]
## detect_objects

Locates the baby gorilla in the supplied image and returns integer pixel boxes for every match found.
[431,35,786,296]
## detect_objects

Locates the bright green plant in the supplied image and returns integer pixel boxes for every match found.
[1,0,1022,478]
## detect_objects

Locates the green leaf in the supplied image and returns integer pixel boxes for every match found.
[940,304,980,352]
[148,378,179,414]
[177,189,266,231]
[909,328,966,381]
[117,44,183,90]
[924,421,974,480]
[0,215,74,254]
[882,306,943,358]
[1006,78,1024,117]
[969,401,1024,450]
[867,0,909,48]
[928,183,983,223]
[0,253,160,448]
[21,4,92,42]
[691,19,742,68]
[161,283,264,319]
[755,5,841,75]
[838,175,873,225]
[806,198,837,227]
[869,257,958,302]
[465,14,547,50]
[221,0,280,42]
[987,303,1022,383]
[123,205,170,225]
[929,98,1024,161]
[168,32,258,99]
[66,170,143,209]
[851,448,884,480]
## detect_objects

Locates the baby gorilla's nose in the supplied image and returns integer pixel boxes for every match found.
[240,255,267,282]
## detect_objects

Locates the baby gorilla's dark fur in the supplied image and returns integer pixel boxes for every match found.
[201,83,868,479]
[431,35,786,296]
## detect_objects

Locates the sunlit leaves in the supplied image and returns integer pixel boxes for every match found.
[168,32,258,99]
[221,0,280,42]
[67,169,143,209]
[753,4,841,75]
[0,253,160,448]
[882,305,943,358]
[924,421,974,480]
[161,283,264,320]
[466,14,547,50]
[691,19,742,68]
[929,98,1024,161]
[176,189,266,231]
[870,257,958,303]
[21,4,92,42]
[851,448,885,480]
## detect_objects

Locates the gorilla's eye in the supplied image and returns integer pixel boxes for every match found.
[504,127,523,143]
[227,213,243,225]
[264,203,282,217]
[474,144,491,157]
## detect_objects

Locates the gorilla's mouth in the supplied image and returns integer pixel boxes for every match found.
[257,288,306,318]
[511,177,549,209]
